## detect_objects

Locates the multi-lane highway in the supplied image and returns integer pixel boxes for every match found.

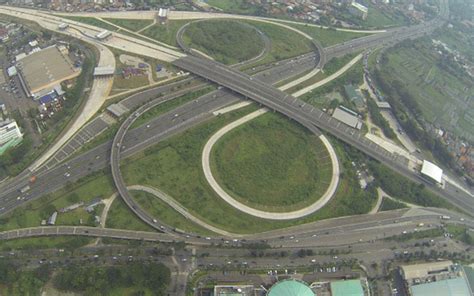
[0,50,319,216]
[1,0,470,246]
[170,0,473,215]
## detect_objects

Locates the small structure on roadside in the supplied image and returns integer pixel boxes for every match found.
[332,106,363,130]
[47,212,58,225]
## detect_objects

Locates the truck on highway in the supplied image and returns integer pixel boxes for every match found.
[19,185,30,194]
[441,215,451,220]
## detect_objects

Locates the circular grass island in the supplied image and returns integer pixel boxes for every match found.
[210,112,333,213]
[182,19,266,65]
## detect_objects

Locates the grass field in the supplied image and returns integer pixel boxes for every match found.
[141,20,190,47]
[104,18,153,32]
[278,22,369,47]
[382,44,474,140]
[121,105,376,234]
[105,197,155,232]
[131,190,215,235]
[206,0,259,14]
[379,197,408,211]
[183,20,265,65]
[0,236,92,251]
[210,112,332,212]
[242,20,314,66]
[60,16,120,31]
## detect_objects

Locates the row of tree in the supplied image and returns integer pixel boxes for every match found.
[54,262,170,295]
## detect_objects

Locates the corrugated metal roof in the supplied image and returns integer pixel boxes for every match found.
[332,107,362,129]
[401,261,452,280]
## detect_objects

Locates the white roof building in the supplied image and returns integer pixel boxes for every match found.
[0,119,23,155]
[7,66,17,77]
[420,160,443,184]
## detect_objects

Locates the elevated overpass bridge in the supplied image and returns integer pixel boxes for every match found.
[172,54,474,214]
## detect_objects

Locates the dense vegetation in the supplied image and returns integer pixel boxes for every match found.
[0,260,52,294]
[364,90,396,139]
[369,160,453,209]
[211,112,332,211]
[54,262,170,295]
[183,20,264,64]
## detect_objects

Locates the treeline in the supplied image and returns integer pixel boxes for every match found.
[364,90,396,139]
[0,260,52,294]
[54,262,170,295]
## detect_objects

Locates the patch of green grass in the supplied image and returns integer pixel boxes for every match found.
[141,20,190,47]
[104,18,152,32]
[105,197,155,232]
[121,105,376,234]
[206,0,259,14]
[183,20,265,65]
[278,22,370,47]
[211,112,332,212]
[60,16,120,31]
[131,190,215,235]
[379,197,408,211]
[285,53,359,94]
[242,20,314,66]
[381,41,474,140]
[0,236,92,251]
[0,171,115,231]
[386,228,444,241]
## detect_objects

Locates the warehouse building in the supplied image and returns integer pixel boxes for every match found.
[400,261,472,296]
[420,160,443,184]
[332,106,363,130]
[16,45,80,98]
[0,119,23,155]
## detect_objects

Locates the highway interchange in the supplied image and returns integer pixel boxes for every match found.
[0,0,473,249]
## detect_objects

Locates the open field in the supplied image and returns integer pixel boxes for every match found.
[211,112,332,212]
[104,18,153,32]
[141,20,190,47]
[105,197,155,232]
[0,236,92,251]
[206,0,259,14]
[242,20,314,66]
[277,22,369,47]
[379,197,408,211]
[121,105,375,234]
[131,190,215,235]
[183,20,265,65]
[381,43,474,140]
